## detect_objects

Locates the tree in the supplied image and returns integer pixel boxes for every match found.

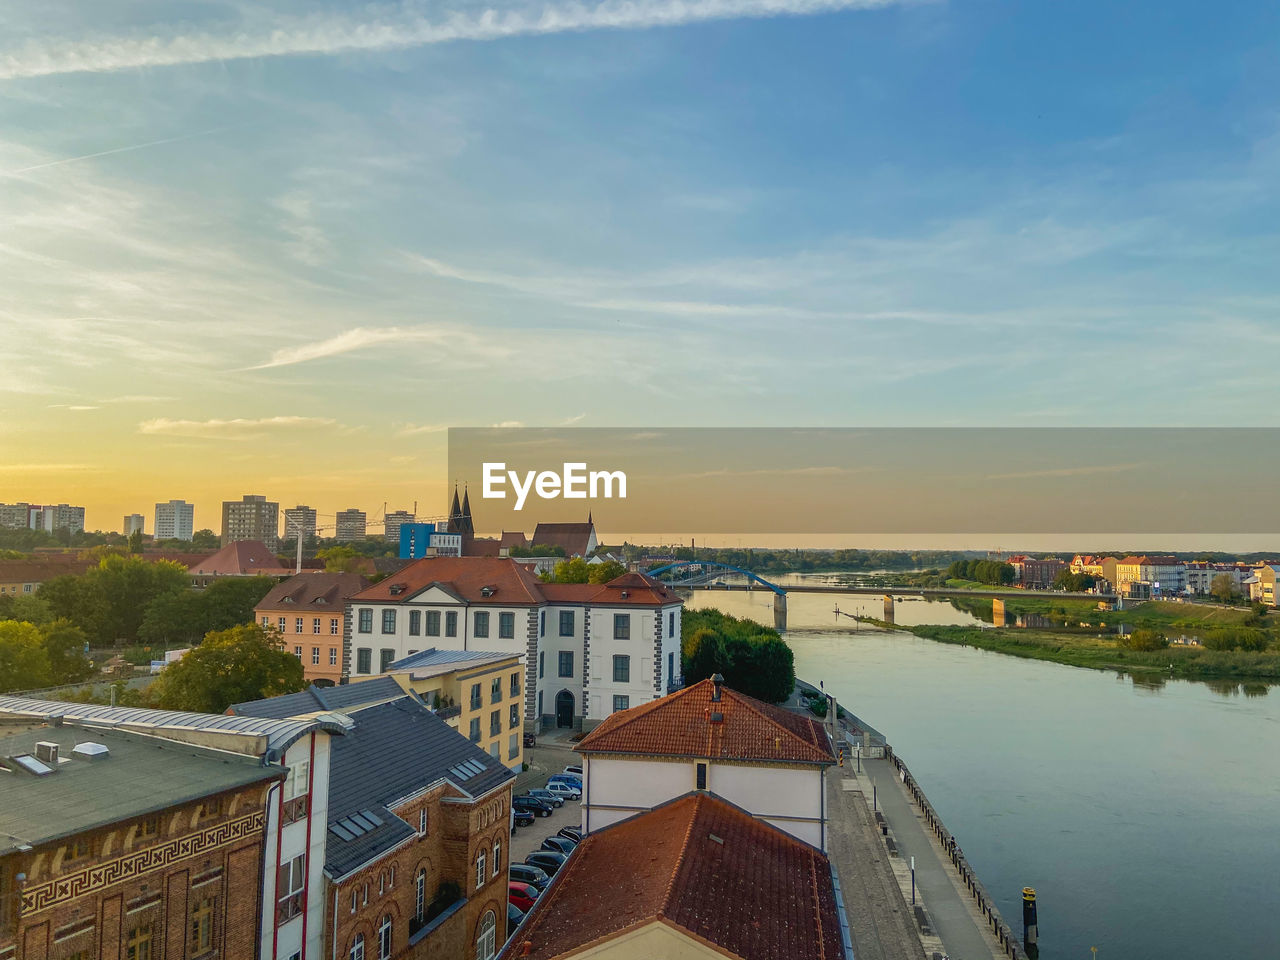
[0,593,54,626]
[317,546,366,574]
[685,628,730,681]
[680,608,796,704]
[1210,574,1238,603]
[1120,628,1168,652]
[201,576,277,631]
[41,618,92,683]
[547,558,591,583]
[0,620,53,692]
[150,623,306,713]
[1054,570,1097,592]
[128,529,144,554]
[192,529,220,550]
[587,560,626,584]
[137,590,209,646]
[42,555,189,646]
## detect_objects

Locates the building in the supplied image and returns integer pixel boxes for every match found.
[400,523,463,559]
[1247,564,1280,606]
[283,505,318,544]
[122,513,145,536]
[336,508,367,542]
[500,791,849,960]
[0,695,351,960]
[15,504,87,535]
[188,540,292,587]
[575,676,835,848]
[1019,556,1066,589]
[384,510,415,543]
[154,499,195,541]
[1185,562,1251,597]
[359,648,526,771]
[254,571,371,685]
[346,558,684,733]
[222,494,280,550]
[446,487,475,538]
[1115,555,1186,598]
[0,503,35,530]
[230,692,516,960]
[530,517,598,559]
[0,716,282,960]
[0,558,94,597]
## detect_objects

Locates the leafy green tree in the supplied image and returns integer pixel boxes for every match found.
[680,608,796,703]
[191,529,220,550]
[587,560,626,584]
[1054,570,1097,592]
[1210,574,1238,603]
[41,618,92,683]
[1120,628,1168,652]
[39,573,110,644]
[0,593,54,626]
[317,546,365,573]
[547,557,592,583]
[137,590,208,646]
[43,555,189,646]
[128,530,144,554]
[150,623,305,713]
[685,628,730,681]
[201,576,277,631]
[0,620,53,692]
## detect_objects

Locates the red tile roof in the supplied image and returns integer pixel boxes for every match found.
[540,572,683,607]
[577,678,833,765]
[187,541,291,576]
[254,572,370,612]
[0,559,94,583]
[502,792,844,960]
[531,521,595,558]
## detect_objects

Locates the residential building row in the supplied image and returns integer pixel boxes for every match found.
[0,503,86,535]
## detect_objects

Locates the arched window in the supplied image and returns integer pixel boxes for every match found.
[378,915,393,960]
[349,933,365,960]
[415,868,427,921]
[475,910,497,960]
[492,840,501,878]
[475,850,486,889]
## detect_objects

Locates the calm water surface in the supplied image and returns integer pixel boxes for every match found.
[687,590,1280,960]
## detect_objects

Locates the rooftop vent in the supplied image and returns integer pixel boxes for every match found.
[73,742,110,760]
[11,754,53,776]
[709,712,725,724]
[708,832,724,845]
[34,741,59,765]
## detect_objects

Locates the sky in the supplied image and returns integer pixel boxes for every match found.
[1,0,1278,540]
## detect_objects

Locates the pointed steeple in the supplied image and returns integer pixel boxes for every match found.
[447,484,464,534]
[587,510,593,526]
[460,486,474,537]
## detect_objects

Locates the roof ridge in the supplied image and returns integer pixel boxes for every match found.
[658,795,703,920]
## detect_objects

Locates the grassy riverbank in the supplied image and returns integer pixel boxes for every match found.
[907,624,1280,681]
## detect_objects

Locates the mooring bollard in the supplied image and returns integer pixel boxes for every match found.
[1022,886,1039,958]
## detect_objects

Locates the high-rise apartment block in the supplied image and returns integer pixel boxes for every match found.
[282,505,317,544]
[383,509,414,542]
[123,514,145,536]
[221,495,279,550]
[335,509,366,542]
[154,499,195,541]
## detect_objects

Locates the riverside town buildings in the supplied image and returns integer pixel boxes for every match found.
[345,557,683,733]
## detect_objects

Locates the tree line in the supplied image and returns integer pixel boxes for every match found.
[681,608,795,703]
[945,559,1016,585]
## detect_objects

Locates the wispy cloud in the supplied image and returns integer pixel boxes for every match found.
[985,463,1145,481]
[0,0,906,80]
[246,326,450,370]
[138,415,338,439]
[0,462,94,472]
[397,422,450,437]
[100,394,175,404]
[2,128,236,176]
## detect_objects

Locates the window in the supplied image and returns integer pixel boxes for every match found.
[508,733,519,759]
[330,648,338,666]
[126,924,153,960]
[426,610,441,636]
[295,617,304,633]
[498,612,515,638]
[445,611,457,637]
[358,608,373,633]
[559,610,574,636]
[351,890,358,914]
[277,855,305,922]
[613,695,630,712]
[489,742,501,759]
[356,648,372,674]
[613,655,630,683]
[613,614,630,640]
[492,841,501,878]
[203,797,222,818]
[409,610,421,635]
[262,616,270,628]
[278,616,288,632]
[668,652,674,685]
[470,683,482,710]
[349,933,365,960]
[510,672,520,697]
[379,873,385,895]
[475,850,486,889]
[696,762,707,790]
[415,868,427,921]
[509,704,519,729]
[540,610,545,635]
[474,611,489,638]
[475,910,497,960]
[558,651,573,678]
[418,809,428,836]
[669,611,675,637]
[137,815,159,839]
[378,915,392,960]
[538,650,544,679]
[313,617,321,634]
[189,897,214,954]
[381,609,396,634]
[380,649,395,672]
[490,710,501,736]
[312,647,320,665]
[294,645,303,658]
[490,677,502,704]
[469,718,481,743]
[537,690,543,717]
[330,617,340,635]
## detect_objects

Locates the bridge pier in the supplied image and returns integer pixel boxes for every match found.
[992,597,1006,627]
[882,595,894,624]
[773,592,788,632]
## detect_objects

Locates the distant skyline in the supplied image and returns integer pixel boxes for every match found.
[3,1,1279,537]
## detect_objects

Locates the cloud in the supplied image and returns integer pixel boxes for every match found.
[138,415,338,439]
[0,0,907,80]
[397,422,450,436]
[0,462,94,472]
[246,326,449,370]
[560,413,587,425]
[100,394,175,404]
[985,463,1145,481]
[47,403,100,410]
[2,128,236,176]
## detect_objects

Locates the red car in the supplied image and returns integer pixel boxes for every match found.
[509,881,539,913]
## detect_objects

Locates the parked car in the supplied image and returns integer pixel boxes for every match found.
[525,788,563,808]
[508,881,539,913]
[540,835,577,855]
[512,795,554,818]
[544,781,580,801]
[508,902,526,931]
[512,809,534,829]
[557,826,584,844]
[562,764,583,777]
[509,863,550,891]
[547,773,582,790]
[524,850,568,875]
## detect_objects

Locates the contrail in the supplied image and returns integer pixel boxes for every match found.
[0,0,909,80]
[5,127,237,175]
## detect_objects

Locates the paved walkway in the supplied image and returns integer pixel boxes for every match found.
[862,758,1004,960]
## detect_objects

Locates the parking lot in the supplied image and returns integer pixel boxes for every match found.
[510,738,583,864]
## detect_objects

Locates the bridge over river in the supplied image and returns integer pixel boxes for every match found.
[646,561,1117,631]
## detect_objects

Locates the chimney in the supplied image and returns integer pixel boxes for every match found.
[711,673,723,702]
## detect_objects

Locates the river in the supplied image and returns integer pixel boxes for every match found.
[685,588,1280,960]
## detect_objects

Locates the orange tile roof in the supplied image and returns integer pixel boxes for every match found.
[351,556,549,605]
[503,792,844,960]
[254,571,370,612]
[186,540,292,576]
[577,678,833,765]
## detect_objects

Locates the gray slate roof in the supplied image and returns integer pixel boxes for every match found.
[0,723,280,855]
[0,696,349,762]
[386,648,516,671]
[227,677,407,720]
